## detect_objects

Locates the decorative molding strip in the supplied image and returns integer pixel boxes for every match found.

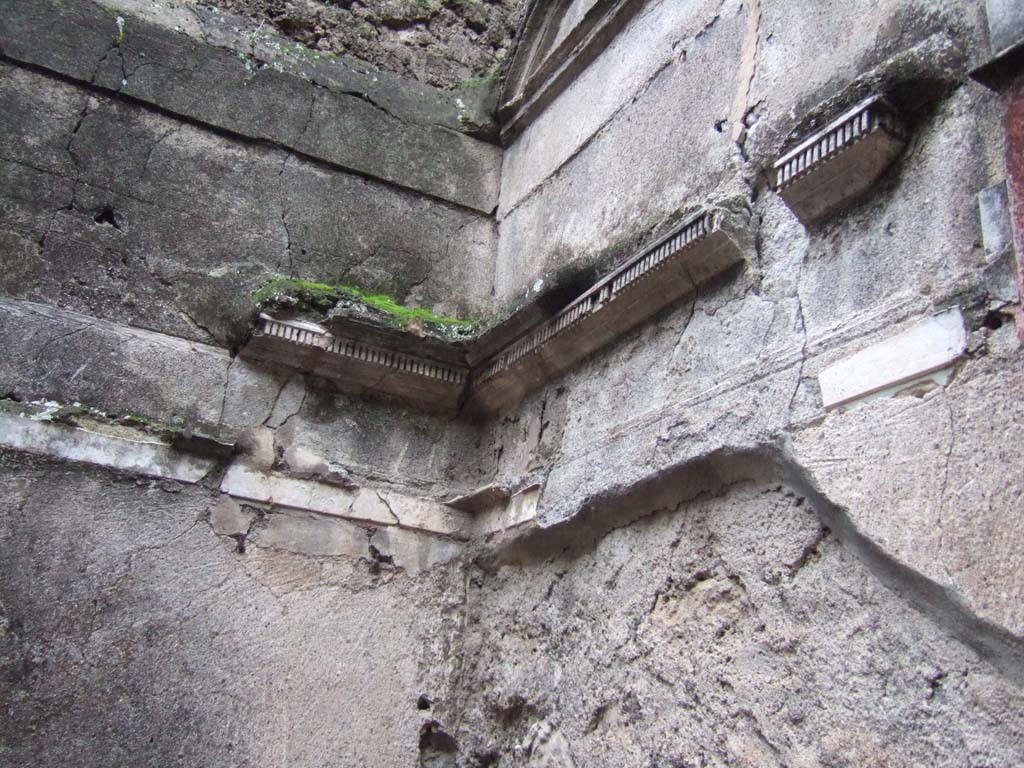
[245,314,470,413]
[479,212,715,384]
[772,95,906,223]
[469,210,746,414]
[220,463,473,538]
[258,316,468,385]
[0,411,216,483]
[221,463,542,540]
[245,206,747,416]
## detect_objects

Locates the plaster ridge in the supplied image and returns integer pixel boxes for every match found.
[483,441,1024,687]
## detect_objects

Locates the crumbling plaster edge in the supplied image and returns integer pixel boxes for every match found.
[481,440,1024,688]
[0,408,540,547]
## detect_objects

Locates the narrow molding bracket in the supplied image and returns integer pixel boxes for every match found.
[772,95,907,224]
[469,210,747,414]
[244,315,470,413]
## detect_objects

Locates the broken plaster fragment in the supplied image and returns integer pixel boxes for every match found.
[349,489,400,526]
[210,496,254,537]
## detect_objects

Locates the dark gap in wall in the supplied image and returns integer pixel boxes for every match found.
[418,722,458,768]
[93,205,120,229]
[983,309,1006,330]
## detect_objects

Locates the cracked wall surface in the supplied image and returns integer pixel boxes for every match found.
[0,451,468,768]
[2,0,1024,765]
[457,478,1024,766]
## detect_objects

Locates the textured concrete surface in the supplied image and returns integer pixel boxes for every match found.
[1,0,1023,764]
[0,452,467,768]
[457,480,1024,767]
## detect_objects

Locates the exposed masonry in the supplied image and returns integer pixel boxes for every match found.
[250,208,747,415]
[772,95,907,223]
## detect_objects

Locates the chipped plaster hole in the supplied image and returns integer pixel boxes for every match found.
[418,722,457,768]
[983,309,1006,330]
[367,543,394,573]
[93,206,121,229]
[229,533,246,554]
[417,694,432,710]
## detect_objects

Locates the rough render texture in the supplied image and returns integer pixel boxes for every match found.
[182,0,527,89]
[459,479,1024,766]
[0,452,467,768]
[2,0,1024,765]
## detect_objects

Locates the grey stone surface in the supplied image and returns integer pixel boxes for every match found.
[0,63,496,348]
[457,480,1024,767]
[986,0,1024,54]
[101,0,506,137]
[179,0,525,91]
[221,357,494,496]
[492,1,747,306]
[0,0,503,212]
[0,298,231,424]
[793,327,1024,637]
[2,0,1023,764]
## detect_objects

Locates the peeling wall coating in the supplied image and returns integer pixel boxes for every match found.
[1,0,1024,766]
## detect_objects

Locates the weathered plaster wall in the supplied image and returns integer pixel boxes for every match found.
[456,479,1024,766]
[1,0,1023,764]
[483,0,1024,645]
[0,451,467,768]
[493,0,989,303]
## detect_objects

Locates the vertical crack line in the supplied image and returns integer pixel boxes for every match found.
[41,96,94,250]
[936,391,956,555]
[729,0,761,151]
[787,255,809,418]
[277,152,294,275]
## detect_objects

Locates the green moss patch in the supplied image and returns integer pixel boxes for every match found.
[253,277,479,333]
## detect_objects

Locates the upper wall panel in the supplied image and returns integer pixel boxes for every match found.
[0,0,502,213]
[493,0,988,306]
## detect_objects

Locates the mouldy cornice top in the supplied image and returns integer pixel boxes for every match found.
[243,203,751,416]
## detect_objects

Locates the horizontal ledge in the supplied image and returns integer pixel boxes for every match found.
[220,463,540,539]
[0,410,216,483]
[969,40,1024,90]
[244,203,750,417]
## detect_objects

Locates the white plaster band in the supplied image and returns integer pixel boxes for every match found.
[0,413,215,483]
